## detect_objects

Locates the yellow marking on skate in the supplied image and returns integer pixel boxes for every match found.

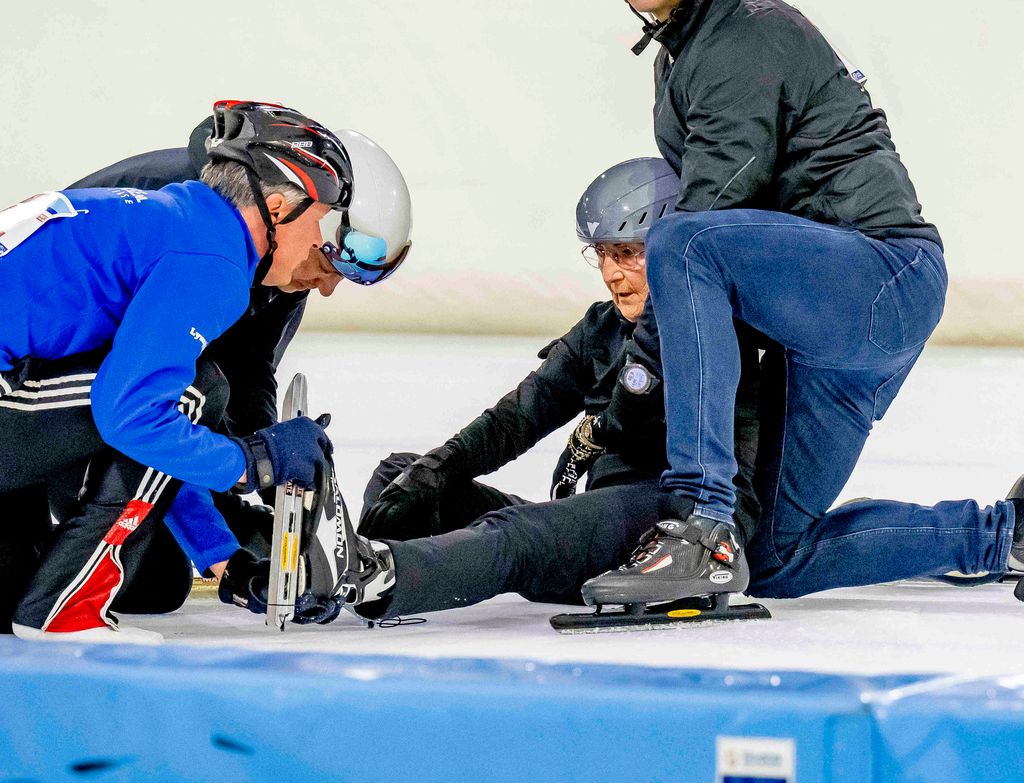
[282,533,299,572]
[191,576,219,596]
[666,609,702,619]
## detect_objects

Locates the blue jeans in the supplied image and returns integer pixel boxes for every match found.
[642,209,1015,597]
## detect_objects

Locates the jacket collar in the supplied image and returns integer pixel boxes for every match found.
[653,0,720,57]
[187,116,214,177]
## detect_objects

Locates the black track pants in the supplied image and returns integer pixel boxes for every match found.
[361,454,660,617]
[0,352,227,633]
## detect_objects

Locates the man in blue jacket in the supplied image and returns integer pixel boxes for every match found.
[60,117,412,619]
[0,101,405,640]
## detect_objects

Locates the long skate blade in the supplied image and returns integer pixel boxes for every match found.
[267,490,304,630]
[550,596,771,634]
[266,373,308,631]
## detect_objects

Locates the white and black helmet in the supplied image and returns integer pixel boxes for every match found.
[330,130,413,285]
[575,157,678,245]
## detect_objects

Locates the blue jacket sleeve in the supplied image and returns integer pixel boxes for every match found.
[164,485,240,573]
[91,252,249,490]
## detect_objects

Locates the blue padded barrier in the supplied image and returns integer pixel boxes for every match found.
[865,674,1024,783]
[0,637,1020,782]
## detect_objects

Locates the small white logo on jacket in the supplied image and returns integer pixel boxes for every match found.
[190,327,208,351]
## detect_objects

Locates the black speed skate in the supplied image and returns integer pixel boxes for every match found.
[290,463,397,625]
[336,528,396,618]
[289,462,350,625]
[332,483,396,622]
[551,514,770,633]
[265,373,395,628]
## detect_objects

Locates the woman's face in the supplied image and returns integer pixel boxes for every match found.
[626,0,683,21]
[595,243,650,322]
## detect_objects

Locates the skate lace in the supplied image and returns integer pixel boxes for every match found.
[375,616,427,628]
[626,528,662,567]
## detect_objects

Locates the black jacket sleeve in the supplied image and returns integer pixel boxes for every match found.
[68,148,199,191]
[445,311,599,478]
[203,290,308,436]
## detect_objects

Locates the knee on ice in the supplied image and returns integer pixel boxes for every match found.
[745,572,802,600]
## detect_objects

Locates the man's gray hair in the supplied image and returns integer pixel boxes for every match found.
[200,161,308,209]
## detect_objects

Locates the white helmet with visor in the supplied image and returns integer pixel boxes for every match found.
[317,130,412,286]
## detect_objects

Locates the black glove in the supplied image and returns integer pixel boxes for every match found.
[292,592,343,625]
[213,493,274,559]
[218,548,270,615]
[218,548,344,624]
[550,415,605,500]
[361,442,465,539]
[232,413,332,491]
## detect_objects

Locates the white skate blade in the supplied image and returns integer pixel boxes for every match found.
[267,372,309,631]
[12,622,164,645]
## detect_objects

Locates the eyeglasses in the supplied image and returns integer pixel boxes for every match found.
[581,243,646,272]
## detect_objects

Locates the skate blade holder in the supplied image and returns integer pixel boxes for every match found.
[549,593,771,634]
[266,489,311,631]
[267,373,310,632]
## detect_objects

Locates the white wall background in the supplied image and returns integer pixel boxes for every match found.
[1,1,1021,343]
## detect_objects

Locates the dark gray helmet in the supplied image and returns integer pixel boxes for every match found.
[576,157,678,244]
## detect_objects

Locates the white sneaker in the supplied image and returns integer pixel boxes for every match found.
[11,622,163,645]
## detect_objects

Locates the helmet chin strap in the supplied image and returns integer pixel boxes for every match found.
[244,168,315,286]
[625,1,669,55]
[625,1,693,56]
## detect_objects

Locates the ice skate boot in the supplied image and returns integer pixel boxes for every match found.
[1003,474,1024,599]
[288,461,349,625]
[287,458,397,625]
[552,503,770,633]
[337,534,396,622]
[582,515,749,605]
[333,482,396,622]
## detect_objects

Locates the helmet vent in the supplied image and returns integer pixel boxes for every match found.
[639,211,649,225]
[659,203,669,218]
[618,221,628,232]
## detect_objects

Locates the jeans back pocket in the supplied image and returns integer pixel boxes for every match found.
[869,249,947,355]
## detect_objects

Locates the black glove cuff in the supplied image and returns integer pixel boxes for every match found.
[231,436,275,491]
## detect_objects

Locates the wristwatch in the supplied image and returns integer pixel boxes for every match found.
[618,362,656,395]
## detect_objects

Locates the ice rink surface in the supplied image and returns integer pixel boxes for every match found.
[131,333,1024,679]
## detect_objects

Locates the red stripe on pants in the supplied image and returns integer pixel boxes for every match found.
[44,499,155,633]
[45,549,123,633]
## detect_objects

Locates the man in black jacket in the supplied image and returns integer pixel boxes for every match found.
[326,158,761,619]
[579,0,1020,609]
